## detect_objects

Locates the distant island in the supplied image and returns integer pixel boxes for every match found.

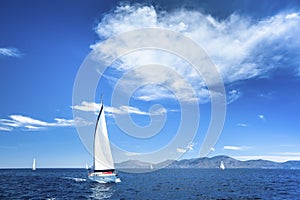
[116,155,300,170]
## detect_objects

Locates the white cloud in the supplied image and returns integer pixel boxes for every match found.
[237,123,248,127]
[224,145,251,151]
[53,118,75,126]
[224,145,242,150]
[95,5,158,38]
[259,92,273,99]
[187,142,195,151]
[10,115,50,127]
[0,126,12,131]
[106,105,149,115]
[258,114,266,121]
[9,115,74,127]
[0,115,77,131]
[272,152,300,156]
[24,125,44,131]
[176,148,186,153]
[285,12,300,19]
[123,151,142,156]
[92,5,300,103]
[106,105,168,117]
[227,89,241,104]
[233,155,300,162]
[72,101,167,117]
[74,117,94,127]
[176,142,196,153]
[258,114,264,119]
[0,48,22,57]
[235,151,300,162]
[71,101,101,112]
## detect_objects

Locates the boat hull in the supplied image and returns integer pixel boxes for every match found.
[88,172,121,183]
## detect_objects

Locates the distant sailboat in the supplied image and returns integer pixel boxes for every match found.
[88,100,121,183]
[32,158,36,171]
[150,164,153,170]
[85,163,89,170]
[220,161,225,170]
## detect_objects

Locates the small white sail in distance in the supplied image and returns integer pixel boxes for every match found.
[220,161,225,170]
[85,163,89,170]
[32,158,36,171]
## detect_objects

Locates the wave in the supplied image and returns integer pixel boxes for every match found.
[62,177,86,182]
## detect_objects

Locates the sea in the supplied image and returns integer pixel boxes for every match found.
[0,168,299,200]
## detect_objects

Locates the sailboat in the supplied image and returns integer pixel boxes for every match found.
[220,161,225,170]
[32,158,36,171]
[85,163,89,170]
[88,101,121,183]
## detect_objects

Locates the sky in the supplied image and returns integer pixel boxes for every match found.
[1,0,300,168]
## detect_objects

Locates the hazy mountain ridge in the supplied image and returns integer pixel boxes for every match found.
[116,155,300,169]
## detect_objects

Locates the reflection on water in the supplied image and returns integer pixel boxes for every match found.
[89,182,115,199]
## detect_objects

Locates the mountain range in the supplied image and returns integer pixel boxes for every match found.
[116,155,300,170]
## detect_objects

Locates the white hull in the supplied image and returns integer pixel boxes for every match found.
[88,172,121,183]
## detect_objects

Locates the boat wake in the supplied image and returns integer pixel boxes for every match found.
[62,177,86,182]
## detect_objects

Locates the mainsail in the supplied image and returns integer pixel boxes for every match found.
[93,103,114,171]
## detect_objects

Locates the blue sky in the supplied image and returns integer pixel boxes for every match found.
[1,0,300,168]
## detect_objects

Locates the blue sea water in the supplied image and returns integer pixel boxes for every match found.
[0,168,299,199]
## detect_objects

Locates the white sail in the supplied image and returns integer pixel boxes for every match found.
[85,163,89,169]
[220,161,225,170]
[32,158,36,171]
[94,103,114,171]
[88,101,120,183]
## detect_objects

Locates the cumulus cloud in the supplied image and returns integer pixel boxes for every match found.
[0,48,22,57]
[0,115,84,131]
[92,5,300,103]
